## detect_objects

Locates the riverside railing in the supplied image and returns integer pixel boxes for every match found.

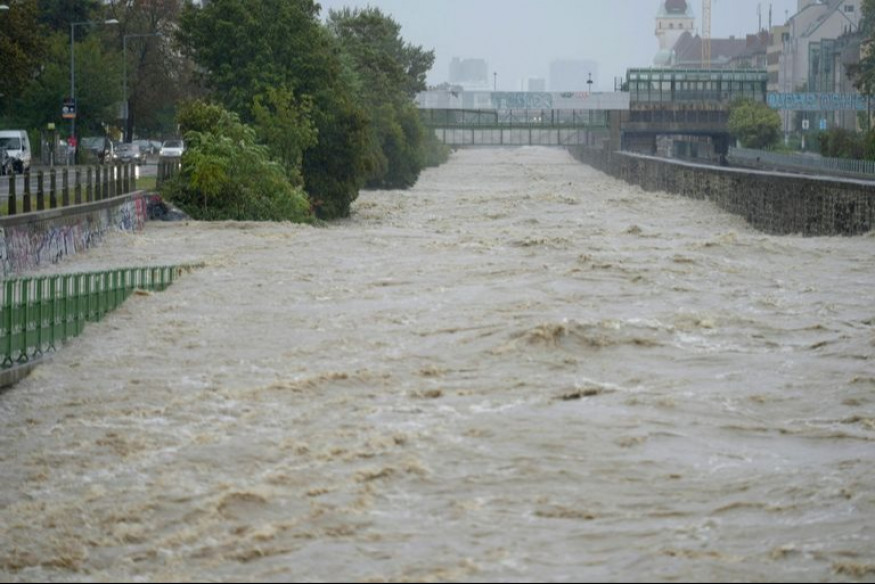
[729,147,875,178]
[0,264,201,369]
[2,163,138,216]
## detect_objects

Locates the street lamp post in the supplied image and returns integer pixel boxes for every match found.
[123,32,162,143]
[69,18,118,164]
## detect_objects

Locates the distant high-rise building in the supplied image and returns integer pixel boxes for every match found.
[449,58,490,90]
[527,78,547,92]
[549,60,598,92]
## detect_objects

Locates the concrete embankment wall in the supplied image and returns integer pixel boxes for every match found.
[569,147,875,236]
[0,192,149,277]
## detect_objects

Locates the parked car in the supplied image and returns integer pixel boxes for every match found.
[159,139,185,158]
[133,139,161,156]
[116,142,146,165]
[80,136,114,164]
[0,130,32,173]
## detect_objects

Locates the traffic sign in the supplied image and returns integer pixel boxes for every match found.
[62,98,76,120]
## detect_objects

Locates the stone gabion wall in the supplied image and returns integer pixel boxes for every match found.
[569,147,875,236]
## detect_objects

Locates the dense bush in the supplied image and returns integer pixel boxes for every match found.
[162,101,312,222]
[818,128,867,159]
[728,99,782,150]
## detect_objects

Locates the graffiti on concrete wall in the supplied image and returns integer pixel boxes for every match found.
[1,195,149,277]
[491,92,554,110]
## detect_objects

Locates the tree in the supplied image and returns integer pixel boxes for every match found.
[728,99,782,149]
[12,31,121,135]
[327,7,435,189]
[178,0,369,218]
[0,0,49,120]
[818,127,866,159]
[164,100,312,222]
[2,0,122,136]
[849,0,875,95]
[36,0,101,32]
[252,86,318,188]
[106,0,194,140]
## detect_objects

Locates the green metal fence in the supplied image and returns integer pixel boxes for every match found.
[0,264,200,369]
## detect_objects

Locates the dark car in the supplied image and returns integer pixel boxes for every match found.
[116,143,146,165]
[80,136,114,164]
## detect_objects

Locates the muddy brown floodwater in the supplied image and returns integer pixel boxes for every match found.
[1,147,874,582]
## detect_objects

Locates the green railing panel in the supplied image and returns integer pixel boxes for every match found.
[0,264,201,369]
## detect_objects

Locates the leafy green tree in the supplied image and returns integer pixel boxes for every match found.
[302,96,370,219]
[178,0,369,218]
[849,0,875,95]
[818,127,866,159]
[0,0,48,120]
[728,99,782,149]
[12,31,121,135]
[103,0,205,140]
[327,7,435,189]
[36,0,100,32]
[252,86,318,188]
[164,100,312,222]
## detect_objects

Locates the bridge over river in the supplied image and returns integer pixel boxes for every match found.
[419,108,610,146]
[420,68,770,156]
[1,147,872,582]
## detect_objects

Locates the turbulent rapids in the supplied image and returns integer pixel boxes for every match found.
[1,147,873,582]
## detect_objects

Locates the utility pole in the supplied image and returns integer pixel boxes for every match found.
[702,0,712,68]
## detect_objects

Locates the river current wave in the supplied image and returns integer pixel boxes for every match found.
[1,147,873,582]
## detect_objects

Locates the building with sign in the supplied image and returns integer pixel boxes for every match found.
[777,0,863,131]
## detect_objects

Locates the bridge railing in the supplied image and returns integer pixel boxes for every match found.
[0,263,201,369]
[2,163,139,216]
[729,147,875,178]
[420,108,608,129]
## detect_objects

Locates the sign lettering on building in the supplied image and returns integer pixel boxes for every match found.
[767,93,869,112]
[491,92,554,110]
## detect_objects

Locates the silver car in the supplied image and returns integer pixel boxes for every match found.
[159,139,185,157]
[116,143,146,165]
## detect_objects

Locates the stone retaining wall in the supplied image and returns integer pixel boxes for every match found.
[569,147,875,236]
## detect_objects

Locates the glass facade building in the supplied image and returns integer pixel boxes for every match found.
[627,68,769,106]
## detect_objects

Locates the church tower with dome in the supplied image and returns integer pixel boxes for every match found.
[655,0,696,65]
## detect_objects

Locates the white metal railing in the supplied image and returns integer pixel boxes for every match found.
[729,147,875,177]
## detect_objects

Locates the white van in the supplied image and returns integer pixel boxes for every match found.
[0,130,32,174]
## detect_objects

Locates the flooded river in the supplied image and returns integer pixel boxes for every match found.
[1,147,873,582]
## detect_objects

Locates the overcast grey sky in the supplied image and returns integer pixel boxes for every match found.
[318,0,799,91]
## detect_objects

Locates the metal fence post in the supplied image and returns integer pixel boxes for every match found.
[50,169,58,209]
[7,173,16,216]
[22,172,31,214]
[36,171,45,211]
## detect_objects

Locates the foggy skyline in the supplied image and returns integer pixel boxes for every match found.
[319,0,799,91]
